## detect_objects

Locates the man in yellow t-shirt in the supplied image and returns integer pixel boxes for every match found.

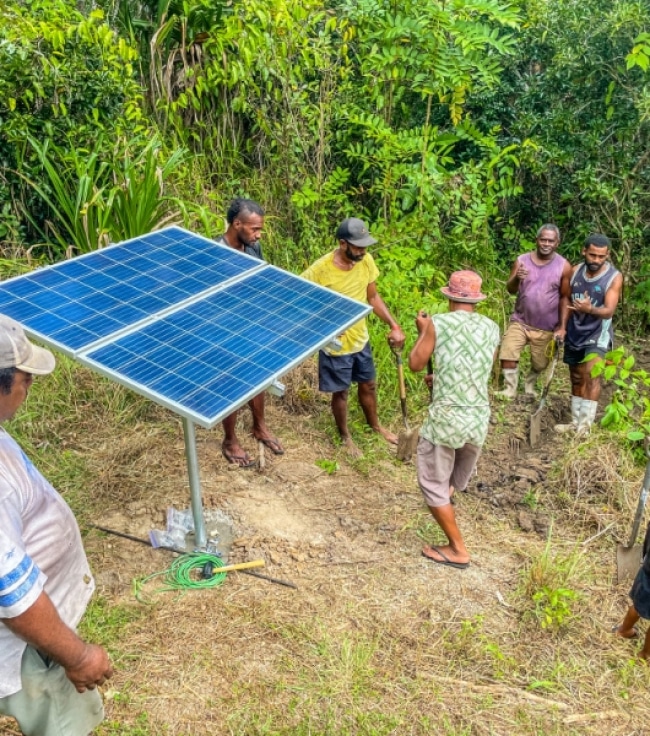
[302,218,405,457]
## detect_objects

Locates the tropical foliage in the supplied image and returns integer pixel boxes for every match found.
[1,0,649,331]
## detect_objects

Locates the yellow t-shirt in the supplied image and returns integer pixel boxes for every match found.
[301,250,379,355]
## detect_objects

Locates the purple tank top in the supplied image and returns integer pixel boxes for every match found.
[511,252,567,332]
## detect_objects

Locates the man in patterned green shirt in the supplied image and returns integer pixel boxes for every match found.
[409,271,500,569]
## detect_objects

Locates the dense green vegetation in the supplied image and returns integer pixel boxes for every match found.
[1,0,649,332]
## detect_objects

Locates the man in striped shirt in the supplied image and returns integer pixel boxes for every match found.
[0,314,112,735]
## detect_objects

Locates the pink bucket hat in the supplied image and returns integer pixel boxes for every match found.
[440,270,487,304]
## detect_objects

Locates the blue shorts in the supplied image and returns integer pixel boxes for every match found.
[318,342,376,392]
[563,343,610,366]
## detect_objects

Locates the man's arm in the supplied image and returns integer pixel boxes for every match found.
[555,260,573,339]
[571,272,623,319]
[367,282,405,350]
[409,311,436,372]
[3,592,113,693]
[505,258,528,295]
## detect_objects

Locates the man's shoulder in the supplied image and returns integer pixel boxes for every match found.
[360,252,378,280]
[473,312,500,333]
[301,250,336,281]
[306,250,336,270]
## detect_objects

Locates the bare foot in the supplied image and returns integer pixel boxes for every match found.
[375,426,398,445]
[613,625,639,640]
[343,436,363,458]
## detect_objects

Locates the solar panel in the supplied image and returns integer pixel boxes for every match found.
[0,226,262,354]
[0,227,371,428]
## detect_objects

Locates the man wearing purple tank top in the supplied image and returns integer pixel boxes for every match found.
[497,225,572,399]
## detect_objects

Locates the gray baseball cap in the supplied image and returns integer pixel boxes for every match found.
[336,218,377,247]
[0,314,55,375]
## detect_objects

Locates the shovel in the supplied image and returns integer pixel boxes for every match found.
[395,351,419,462]
[529,338,561,448]
[616,439,650,583]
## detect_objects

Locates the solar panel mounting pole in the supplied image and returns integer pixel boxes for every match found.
[182,417,207,548]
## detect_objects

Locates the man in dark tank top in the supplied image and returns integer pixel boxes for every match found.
[555,233,623,435]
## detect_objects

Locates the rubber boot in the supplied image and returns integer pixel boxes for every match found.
[496,369,518,399]
[554,396,582,433]
[524,371,542,397]
[576,399,598,436]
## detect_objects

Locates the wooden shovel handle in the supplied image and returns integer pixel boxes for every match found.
[395,352,407,401]
[212,559,265,575]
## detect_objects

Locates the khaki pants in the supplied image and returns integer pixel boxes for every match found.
[0,646,104,736]
[499,322,554,372]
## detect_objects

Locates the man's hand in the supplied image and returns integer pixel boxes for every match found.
[514,261,529,281]
[387,325,405,351]
[570,292,593,314]
[414,310,430,335]
[553,328,566,344]
[64,643,113,693]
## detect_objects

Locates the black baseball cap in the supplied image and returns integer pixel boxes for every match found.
[336,218,377,247]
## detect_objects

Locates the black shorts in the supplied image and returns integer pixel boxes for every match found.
[630,565,650,620]
[563,343,610,366]
[318,342,375,392]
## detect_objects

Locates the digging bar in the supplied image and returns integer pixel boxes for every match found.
[529,339,561,448]
[616,440,650,583]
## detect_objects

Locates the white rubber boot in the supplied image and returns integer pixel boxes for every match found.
[576,399,598,436]
[524,371,542,397]
[496,369,518,399]
[555,396,582,433]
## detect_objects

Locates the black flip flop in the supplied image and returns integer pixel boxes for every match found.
[256,436,285,455]
[222,447,256,468]
[421,546,470,570]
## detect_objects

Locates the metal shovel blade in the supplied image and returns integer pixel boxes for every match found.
[395,352,418,461]
[616,451,650,584]
[529,343,560,448]
[530,406,544,448]
[616,544,643,584]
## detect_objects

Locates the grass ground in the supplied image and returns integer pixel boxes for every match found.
[1,352,649,736]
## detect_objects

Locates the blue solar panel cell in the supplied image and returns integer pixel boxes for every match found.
[0,279,42,299]
[102,264,140,283]
[49,280,95,300]
[195,347,240,373]
[27,290,57,310]
[0,299,40,322]
[49,324,98,350]
[28,312,70,334]
[251,350,293,372]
